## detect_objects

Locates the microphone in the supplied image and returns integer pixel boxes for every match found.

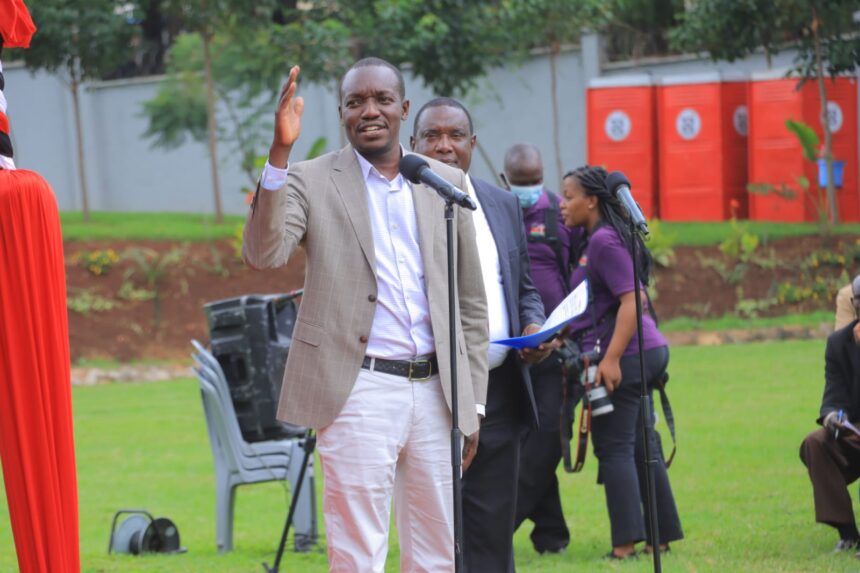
[605,171,648,235]
[399,155,477,210]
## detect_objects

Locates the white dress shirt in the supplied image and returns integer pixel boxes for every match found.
[465,176,510,370]
[261,154,434,359]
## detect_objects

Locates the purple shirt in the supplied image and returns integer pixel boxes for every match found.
[567,225,666,356]
[522,190,571,314]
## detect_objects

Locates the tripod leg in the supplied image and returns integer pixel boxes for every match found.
[263,430,317,573]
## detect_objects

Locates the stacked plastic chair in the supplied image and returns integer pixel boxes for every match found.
[191,340,317,553]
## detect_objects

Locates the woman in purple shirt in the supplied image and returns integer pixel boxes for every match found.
[561,165,683,560]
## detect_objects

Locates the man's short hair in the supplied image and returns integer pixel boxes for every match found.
[412,97,475,137]
[503,143,542,171]
[338,57,405,100]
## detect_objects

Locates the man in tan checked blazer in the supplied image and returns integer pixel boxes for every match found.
[243,58,489,572]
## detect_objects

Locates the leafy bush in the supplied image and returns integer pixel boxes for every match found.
[121,246,188,324]
[645,218,676,267]
[67,288,118,314]
[73,248,119,276]
[719,216,759,263]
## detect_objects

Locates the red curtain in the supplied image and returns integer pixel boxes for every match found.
[0,170,80,572]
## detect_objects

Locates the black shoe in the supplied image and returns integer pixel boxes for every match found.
[536,545,566,555]
[834,539,860,553]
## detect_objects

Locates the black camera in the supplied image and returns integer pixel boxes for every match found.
[558,340,614,417]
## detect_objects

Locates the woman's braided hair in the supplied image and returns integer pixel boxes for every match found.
[563,165,654,286]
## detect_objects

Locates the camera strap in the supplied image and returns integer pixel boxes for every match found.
[564,355,594,473]
[654,372,677,468]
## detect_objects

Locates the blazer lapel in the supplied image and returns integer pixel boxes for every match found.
[412,179,439,266]
[331,145,376,275]
[472,180,508,272]
[403,152,439,265]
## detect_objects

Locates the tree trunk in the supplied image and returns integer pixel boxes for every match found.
[812,6,838,224]
[202,31,224,224]
[549,44,564,190]
[69,72,91,222]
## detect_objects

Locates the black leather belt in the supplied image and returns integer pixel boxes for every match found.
[361,355,438,381]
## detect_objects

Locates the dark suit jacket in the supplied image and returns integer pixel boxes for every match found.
[472,177,546,425]
[820,319,860,425]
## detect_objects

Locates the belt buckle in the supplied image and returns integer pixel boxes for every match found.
[408,359,432,382]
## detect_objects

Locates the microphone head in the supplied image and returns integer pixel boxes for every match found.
[605,171,631,195]
[399,154,429,184]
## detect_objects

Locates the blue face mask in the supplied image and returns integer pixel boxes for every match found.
[509,184,543,208]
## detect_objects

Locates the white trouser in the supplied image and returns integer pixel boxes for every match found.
[317,368,455,573]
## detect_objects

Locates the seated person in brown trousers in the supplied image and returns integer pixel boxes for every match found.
[800,274,860,553]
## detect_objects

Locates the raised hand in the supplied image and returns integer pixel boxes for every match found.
[269,65,305,168]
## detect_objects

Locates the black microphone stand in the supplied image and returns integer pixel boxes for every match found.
[444,199,466,573]
[628,220,661,573]
[262,429,316,573]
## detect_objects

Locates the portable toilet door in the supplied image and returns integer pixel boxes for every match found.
[748,70,858,222]
[657,72,749,221]
[587,74,659,218]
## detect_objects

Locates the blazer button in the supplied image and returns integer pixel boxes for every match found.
[368,294,377,302]
[359,335,368,344]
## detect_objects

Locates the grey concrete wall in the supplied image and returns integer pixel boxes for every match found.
[4,49,585,213]
[6,44,856,214]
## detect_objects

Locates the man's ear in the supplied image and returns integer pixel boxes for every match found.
[401,99,410,121]
[338,105,343,124]
[470,134,477,151]
[409,135,416,151]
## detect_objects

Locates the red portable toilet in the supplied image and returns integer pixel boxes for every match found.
[657,72,749,221]
[748,70,859,222]
[587,75,659,218]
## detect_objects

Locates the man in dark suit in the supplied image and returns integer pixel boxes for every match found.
[411,97,551,572]
[800,274,860,554]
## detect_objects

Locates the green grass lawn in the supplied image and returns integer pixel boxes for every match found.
[660,310,834,333]
[660,220,860,247]
[60,212,860,247]
[1,340,855,572]
[61,212,244,242]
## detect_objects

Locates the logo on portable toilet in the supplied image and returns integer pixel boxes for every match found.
[676,108,702,140]
[733,105,748,137]
[605,110,632,142]
[827,101,844,133]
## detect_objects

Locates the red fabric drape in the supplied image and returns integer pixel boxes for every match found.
[0,0,37,48]
[0,170,80,572]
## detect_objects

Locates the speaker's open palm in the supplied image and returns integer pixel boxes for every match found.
[273,66,304,151]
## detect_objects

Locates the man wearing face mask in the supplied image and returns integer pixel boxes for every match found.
[503,143,576,555]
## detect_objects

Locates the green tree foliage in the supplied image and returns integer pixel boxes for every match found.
[142,1,352,219]
[19,0,135,79]
[602,0,683,61]
[338,0,516,97]
[17,0,136,220]
[670,0,859,73]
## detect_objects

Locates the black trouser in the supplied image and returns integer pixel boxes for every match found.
[463,353,525,573]
[591,346,683,547]
[514,352,570,552]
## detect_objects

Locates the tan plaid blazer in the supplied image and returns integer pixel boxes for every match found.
[243,145,489,436]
